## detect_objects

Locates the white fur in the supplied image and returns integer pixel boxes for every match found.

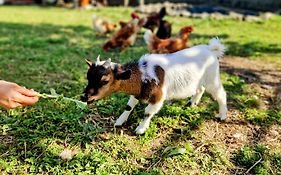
[115,96,139,126]
[120,38,227,134]
[191,86,205,106]
[208,37,225,58]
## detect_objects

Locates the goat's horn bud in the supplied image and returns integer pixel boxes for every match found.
[96,55,101,63]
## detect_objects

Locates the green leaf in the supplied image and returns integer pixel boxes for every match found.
[75,100,87,110]
[162,146,186,158]
[50,88,58,96]
[38,89,87,110]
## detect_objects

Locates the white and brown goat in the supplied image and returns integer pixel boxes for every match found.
[82,38,227,134]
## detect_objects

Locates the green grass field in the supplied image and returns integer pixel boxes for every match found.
[0,6,280,175]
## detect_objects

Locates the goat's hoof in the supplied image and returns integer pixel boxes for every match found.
[114,120,125,127]
[114,124,123,128]
[217,115,227,121]
[135,126,147,135]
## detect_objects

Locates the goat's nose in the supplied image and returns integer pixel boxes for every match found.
[80,95,87,102]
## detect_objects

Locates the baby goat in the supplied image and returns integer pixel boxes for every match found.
[82,38,227,135]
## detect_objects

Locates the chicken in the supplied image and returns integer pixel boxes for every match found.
[131,12,140,19]
[102,18,145,52]
[119,12,141,28]
[143,26,193,54]
[92,14,117,35]
[142,7,172,39]
[143,7,166,32]
[156,20,172,39]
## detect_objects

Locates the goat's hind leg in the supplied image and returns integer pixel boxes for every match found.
[190,86,205,107]
[115,95,139,126]
[206,84,227,120]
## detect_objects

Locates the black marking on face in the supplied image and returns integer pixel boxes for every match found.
[84,64,111,97]
[125,105,132,111]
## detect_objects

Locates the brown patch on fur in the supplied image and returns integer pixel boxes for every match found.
[147,26,193,54]
[116,63,143,96]
[136,66,165,104]
[114,64,165,104]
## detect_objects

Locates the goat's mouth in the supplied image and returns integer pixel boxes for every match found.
[87,99,95,104]
[86,96,96,104]
[81,95,95,104]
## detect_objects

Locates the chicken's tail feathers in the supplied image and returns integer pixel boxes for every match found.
[143,30,153,45]
[159,7,166,19]
[208,37,225,59]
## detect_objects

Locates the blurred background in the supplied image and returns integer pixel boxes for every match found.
[1,0,281,12]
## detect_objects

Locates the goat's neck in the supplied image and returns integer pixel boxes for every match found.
[118,78,141,96]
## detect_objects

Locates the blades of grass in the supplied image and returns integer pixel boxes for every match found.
[162,146,186,158]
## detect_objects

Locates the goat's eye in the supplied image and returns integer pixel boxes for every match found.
[101,80,109,85]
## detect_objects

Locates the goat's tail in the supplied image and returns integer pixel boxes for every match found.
[208,37,225,59]
[143,30,153,45]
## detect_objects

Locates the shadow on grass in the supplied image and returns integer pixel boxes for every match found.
[220,62,281,111]
[191,33,229,40]
[226,41,281,57]
[191,33,281,58]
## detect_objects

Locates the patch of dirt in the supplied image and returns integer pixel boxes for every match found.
[195,109,281,151]
[193,108,281,174]
[193,57,281,174]
[202,56,281,152]
[0,135,15,146]
[220,56,281,109]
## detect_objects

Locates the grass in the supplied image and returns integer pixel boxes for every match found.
[0,6,280,174]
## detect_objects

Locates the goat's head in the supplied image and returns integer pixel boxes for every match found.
[81,55,131,103]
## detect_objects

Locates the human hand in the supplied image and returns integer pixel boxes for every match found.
[0,80,39,109]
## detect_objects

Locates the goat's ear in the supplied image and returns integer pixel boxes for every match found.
[85,59,93,67]
[116,70,131,80]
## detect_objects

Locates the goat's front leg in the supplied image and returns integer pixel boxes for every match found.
[135,100,164,135]
[115,95,139,126]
